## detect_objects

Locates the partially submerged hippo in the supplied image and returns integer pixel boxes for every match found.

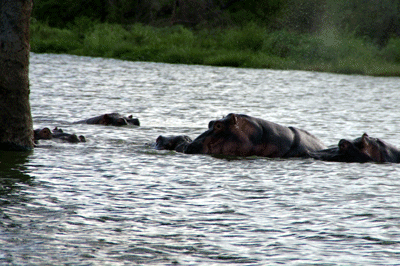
[184,113,326,157]
[34,127,86,143]
[75,113,140,126]
[311,133,400,163]
[34,127,52,141]
[155,135,192,152]
[52,127,86,143]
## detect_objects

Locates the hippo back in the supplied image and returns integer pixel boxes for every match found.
[283,126,327,157]
[185,113,326,158]
[75,113,139,126]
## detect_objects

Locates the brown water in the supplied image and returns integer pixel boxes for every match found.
[1,53,400,265]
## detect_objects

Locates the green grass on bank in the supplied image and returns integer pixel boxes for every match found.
[30,20,400,76]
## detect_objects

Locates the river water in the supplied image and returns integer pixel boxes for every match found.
[1,53,400,265]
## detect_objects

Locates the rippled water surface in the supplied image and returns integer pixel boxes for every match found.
[1,53,400,265]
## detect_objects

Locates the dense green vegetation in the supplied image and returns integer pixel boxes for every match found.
[30,0,400,76]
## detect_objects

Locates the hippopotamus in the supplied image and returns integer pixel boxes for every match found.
[34,127,52,141]
[155,135,192,152]
[75,113,140,126]
[33,127,86,143]
[184,113,326,157]
[52,127,86,143]
[311,133,400,163]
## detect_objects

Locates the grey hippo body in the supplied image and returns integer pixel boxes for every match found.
[155,135,192,152]
[34,127,86,143]
[311,133,400,163]
[184,113,326,158]
[75,113,140,126]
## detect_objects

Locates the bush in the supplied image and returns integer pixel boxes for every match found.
[161,26,196,48]
[329,0,400,46]
[83,23,132,55]
[380,38,400,63]
[222,23,266,52]
[204,50,252,67]
[262,30,302,58]
[127,24,162,46]
[68,17,97,40]
[30,21,81,53]
[160,46,208,65]
[30,19,400,77]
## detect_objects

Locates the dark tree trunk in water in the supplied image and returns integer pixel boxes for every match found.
[0,0,34,151]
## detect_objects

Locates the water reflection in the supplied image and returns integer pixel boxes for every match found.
[0,151,32,185]
[0,150,33,262]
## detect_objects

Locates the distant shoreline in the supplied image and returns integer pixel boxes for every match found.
[30,21,400,77]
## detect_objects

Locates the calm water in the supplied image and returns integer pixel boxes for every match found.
[1,53,400,265]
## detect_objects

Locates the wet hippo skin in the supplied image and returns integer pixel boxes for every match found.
[75,113,140,126]
[184,113,326,158]
[34,127,52,140]
[155,135,192,152]
[311,133,400,163]
[34,127,86,143]
[52,127,86,143]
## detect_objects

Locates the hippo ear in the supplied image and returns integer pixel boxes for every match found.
[361,133,370,147]
[338,139,351,151]
[129,115,133,119]
[230,114,238,125]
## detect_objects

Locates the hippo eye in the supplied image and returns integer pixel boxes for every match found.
[214,122,223,131]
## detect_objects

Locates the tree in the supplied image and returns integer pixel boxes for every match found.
[33,0,108,28]
[0,0,34,151]
[331,0,400,46]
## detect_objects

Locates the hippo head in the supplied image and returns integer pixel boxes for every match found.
[66,134,80,143]
[34,127,53,140]
[52,127,63,134]
[156,135,192,152]
[338,133,384,162]
[100,114,128,126]
[352,133,400,163]
[126,115,140,126]
[184,113,264,156]
[358,133,385,162]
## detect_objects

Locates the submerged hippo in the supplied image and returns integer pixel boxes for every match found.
[184,113,326,157]
[311,133,400,163]
[52,127,86,143]
[34,127,86,143]
[75,113,140,126]
[34,127,52,141]
[155,135,192,152]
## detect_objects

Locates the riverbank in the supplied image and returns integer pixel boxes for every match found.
[30,20,400,76]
